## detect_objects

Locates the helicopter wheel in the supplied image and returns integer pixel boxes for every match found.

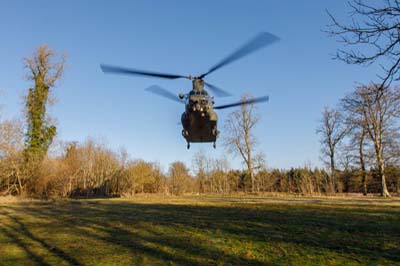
[213,142,216,149]
[212,126,219,137]
[187,143,190,149]
[182,130,189,137]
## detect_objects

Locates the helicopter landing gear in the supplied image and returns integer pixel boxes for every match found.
[182,129,189,137]
[212,126,219,137]
[213,142,216,149]
[187,142,190,149]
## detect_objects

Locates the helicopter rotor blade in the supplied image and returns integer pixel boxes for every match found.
[214,96,269,110]
[145,85,185,104]
[204,82,231,97]
[101,64,189,80]
[199,32,280,79]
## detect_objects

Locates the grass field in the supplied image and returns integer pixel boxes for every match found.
[0,195,399,266]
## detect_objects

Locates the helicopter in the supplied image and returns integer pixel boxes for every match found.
[100,32,279,149]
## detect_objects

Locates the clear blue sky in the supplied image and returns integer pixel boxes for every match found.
[0,1,382,171]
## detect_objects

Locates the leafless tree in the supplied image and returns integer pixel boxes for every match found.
[209,156,231,194]
[192,150,212,193]
[168,161,192,195]
[25,45,66,88]
[224,95,263,192]
[327,0,400,87]
[340,99,372,195]
[192,151,234,194]
[0,119,24,195]
[341,84,400,197]
[317,107,350,193]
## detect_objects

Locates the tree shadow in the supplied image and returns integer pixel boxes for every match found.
[1,199,399,265]
[0,209,82,266]
[0,223,51,266]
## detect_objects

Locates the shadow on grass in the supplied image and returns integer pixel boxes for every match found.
[1,198,400,265]
[0,223,51,266]
[5,212,82,265]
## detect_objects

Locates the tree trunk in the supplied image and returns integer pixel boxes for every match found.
[329,152,335,193]
[248,162,254,192]
[361,167,367,196]
[359,130,367,195]
[377,149,390,197]
[381,173,390,197]
[247,146,254,192]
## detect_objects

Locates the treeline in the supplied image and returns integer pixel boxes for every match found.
[1,131,399,198]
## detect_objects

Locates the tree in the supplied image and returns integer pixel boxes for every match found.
[341,109,371,195]
[63,142,81,196]
[209,156,231,194]
[192,150,212,193]
[341,84,400,197]
[0,119,24,195]
[23,45,65,172]
[224,95,263,192]
[168,161,192,195]
[316,107,349,193]
[327,0,400,87]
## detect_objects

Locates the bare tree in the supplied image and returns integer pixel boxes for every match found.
[341,84,400,197]
[224,95,263,192]
[209,156,231,194]
[340,97,372,195]
[327,0,400,87]
[192,150,212,193]
[317,107,349,193]
[344,117,375,195]
[168,161,192,195]
[0,119,24,195]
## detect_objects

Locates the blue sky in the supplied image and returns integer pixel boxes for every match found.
[0,1,382,171]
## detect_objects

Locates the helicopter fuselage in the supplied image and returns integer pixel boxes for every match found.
[181,80,219,148]
[181,109,218,143]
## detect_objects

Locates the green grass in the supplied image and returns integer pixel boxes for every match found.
[0,195,399,266]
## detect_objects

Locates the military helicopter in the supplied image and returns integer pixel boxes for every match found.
[100,32,279,149]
